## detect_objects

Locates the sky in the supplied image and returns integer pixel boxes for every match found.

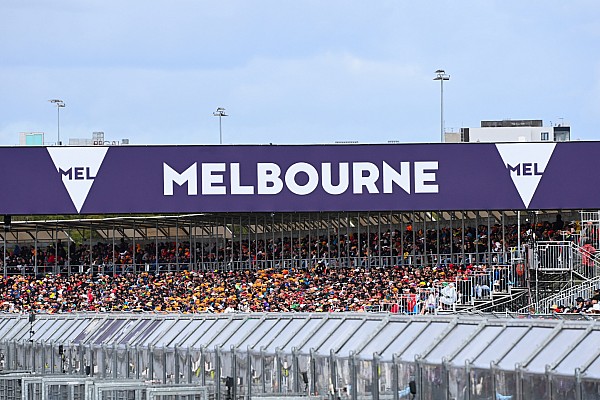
[1,1,599,146]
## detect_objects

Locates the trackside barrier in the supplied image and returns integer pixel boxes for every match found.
[3,339,597,400]
[0,374,209,400]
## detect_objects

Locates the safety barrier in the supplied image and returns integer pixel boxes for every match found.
[0,312,599,400]
[0,341,596,400]
[0,373,208,400]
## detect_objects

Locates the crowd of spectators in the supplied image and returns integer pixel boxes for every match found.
[549,288,600,315]
[0,216,587,315]
[0,218,575,274]
[0,262,481,314]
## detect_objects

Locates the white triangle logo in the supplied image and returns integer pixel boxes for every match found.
[495,143,556,208]
[47,147,109,213]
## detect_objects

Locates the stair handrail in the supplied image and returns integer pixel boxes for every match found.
[534,240,600,278]
[571,241,600,278]
[518,275,600,314]
[476,289,529,313]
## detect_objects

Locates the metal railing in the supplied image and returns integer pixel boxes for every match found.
[535,241,574,272]
[365,267,520,314]
[0,252,518,277]
[534,240,600,279]
[365,286,458,314]
[519,275,600,314]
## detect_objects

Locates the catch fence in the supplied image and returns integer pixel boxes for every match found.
[0,313,599,400]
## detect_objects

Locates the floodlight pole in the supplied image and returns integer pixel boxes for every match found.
[213,107,228,144]
[433,70,449,143]
[49,99,65,145]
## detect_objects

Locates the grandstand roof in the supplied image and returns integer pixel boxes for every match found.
[2,313,599,378]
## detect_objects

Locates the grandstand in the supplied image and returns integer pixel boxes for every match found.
[1,142,600,399]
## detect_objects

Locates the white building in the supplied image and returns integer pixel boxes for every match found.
[445,119,570,143]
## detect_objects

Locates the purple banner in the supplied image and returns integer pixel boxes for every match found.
[0,142,590,215]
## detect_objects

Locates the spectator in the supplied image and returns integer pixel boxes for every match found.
[439,282,457,309]
[0,263,464,314]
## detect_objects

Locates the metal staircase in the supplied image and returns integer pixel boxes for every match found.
[465,287,530,313]
[460,213,600,314]
[520,210,600,313]
[528,240,599,302]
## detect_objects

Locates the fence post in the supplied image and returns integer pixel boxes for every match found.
[330,349,337,397]
[465,360,472,400]
[247,346,253,398]
[260,347,266,394]
[231,346,237,400]
[372,352,380,400]
[174,345,180,384]
[69,342,76,374]
[545,365,552,399]
[491,362,498,400]
[161,346,167,383]
[391,354,399,400]
[148,344,154,382]
[443,358,450,400]
[88,344,94,377]
[292,347,300,393]
[98,343,105,378]
[200,346,206,386]
[31,341,36,372]
[187,347,193,384]
[277,349,283,394]
[350,351,358,400]
[215,346,222,400]
[575,367,582,400]
[515,363,522,400]
[135,344,140,380]
[40,340,46,374]
[4,340,9,371]
[310,349,317,397]
[50,342,56,374]
[113,342,118,379]
[125,344,131,379]
[415,355,423,400]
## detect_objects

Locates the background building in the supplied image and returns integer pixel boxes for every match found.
[69,131,129,146]
[18,132,44,146]
[445,119,571,143]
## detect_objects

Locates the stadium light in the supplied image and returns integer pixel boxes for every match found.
[48,99,66,145]
[213,107,228,144]
[433,69,449,143]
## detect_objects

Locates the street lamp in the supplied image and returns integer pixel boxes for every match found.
[213,107,228,144]
[48,99,65,145]
[433,69,450,143]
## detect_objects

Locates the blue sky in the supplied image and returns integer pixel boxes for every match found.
[1,1,599,146]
